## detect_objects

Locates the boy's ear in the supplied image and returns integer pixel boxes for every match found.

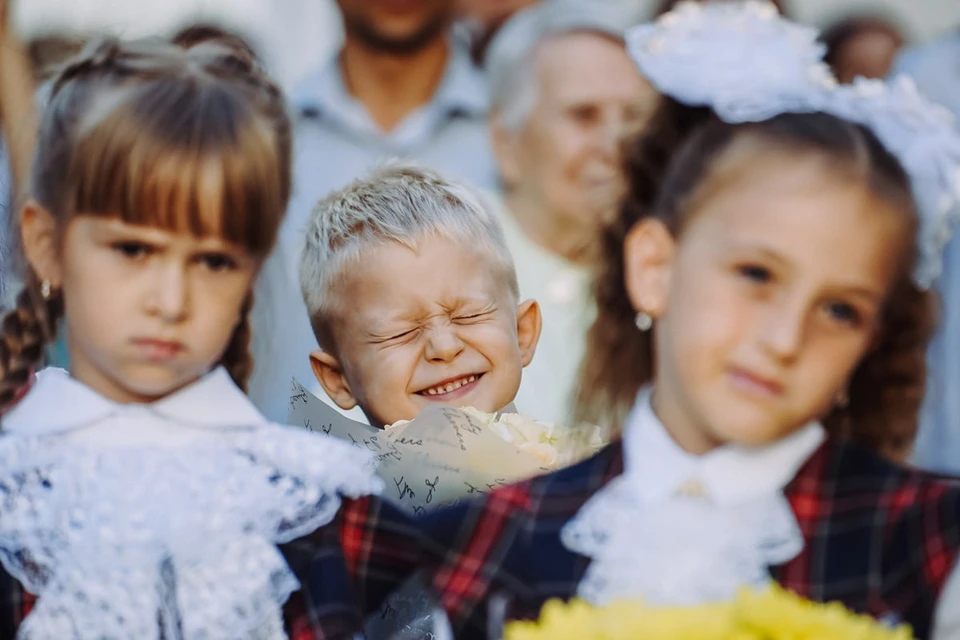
[309,349,358,411]
[20,200,62,287]
[516,299,543,368]
[623,218,674,320]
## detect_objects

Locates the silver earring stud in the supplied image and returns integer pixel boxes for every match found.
[635,311,653,331]
[40,280,51,300]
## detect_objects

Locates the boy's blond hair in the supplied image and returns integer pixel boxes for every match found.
[299,162,520,353]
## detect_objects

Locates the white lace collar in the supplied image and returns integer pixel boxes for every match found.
[3,367,267,436]
[622,387,825,504]
[0,368,384,639]
[561,387,824,606]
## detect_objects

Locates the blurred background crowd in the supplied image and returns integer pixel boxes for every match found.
[1,0,959,470]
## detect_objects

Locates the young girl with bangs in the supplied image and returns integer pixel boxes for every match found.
[0,39,420,639]
[418,4,960,639]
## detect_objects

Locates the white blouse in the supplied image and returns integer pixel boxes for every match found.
[489,191,594,427]
[562,388,960,639]
[0,367,383,640]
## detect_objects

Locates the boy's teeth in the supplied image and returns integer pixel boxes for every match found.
[425,375,477,396]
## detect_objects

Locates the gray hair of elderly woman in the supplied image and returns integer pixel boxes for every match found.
[485,0,647,132]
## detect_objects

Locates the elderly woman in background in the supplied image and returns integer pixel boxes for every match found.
[484,1,658,426]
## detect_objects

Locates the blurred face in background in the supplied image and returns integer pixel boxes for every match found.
[336,0,455,54]
[494,32,659,243]
[833,28,902,83]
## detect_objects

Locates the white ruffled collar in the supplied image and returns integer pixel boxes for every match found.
[622,387,825,504]
[0,368,384,639]
[561,387,824,606]
[3,367,267,436]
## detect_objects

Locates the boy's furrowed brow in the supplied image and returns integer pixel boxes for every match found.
[441,295,499,314]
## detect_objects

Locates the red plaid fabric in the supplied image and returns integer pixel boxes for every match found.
[0,573,30,638]
[421,439,960,640]
[0,495,423,640]
[775,442,960,640]
[0,369,34,417]
[280,495,424,639]
[421,442,624,639]
[431,484,533,616]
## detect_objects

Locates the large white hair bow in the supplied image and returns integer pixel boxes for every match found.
[627,0,960,289]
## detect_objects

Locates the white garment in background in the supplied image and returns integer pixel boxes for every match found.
[489,192,594,426]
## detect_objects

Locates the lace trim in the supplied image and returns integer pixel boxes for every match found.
[0,426,382,639]
[561,475,803,606]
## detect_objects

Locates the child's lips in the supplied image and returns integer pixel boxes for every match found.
[416,373,484,401]
[132,338,184,362]
[727,367,785,398]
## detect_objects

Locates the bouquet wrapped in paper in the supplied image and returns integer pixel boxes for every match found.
[504,586,913,640]
[288,380,605,516]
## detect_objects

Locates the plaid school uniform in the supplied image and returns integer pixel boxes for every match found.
[0,496,423,640]
[775,443,960,640]
[422,439,960,640]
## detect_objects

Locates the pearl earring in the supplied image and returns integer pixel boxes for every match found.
[40,280,51,300]
[635,311,653,331]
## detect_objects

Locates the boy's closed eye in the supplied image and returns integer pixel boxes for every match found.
[368,306,497,347]
[369,325,421,345]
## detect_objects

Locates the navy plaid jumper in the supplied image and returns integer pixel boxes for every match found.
[422,439,960,640]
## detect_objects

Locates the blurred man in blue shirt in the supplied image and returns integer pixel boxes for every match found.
[251,0,497,422]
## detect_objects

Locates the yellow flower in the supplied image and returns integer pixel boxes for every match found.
[504,586,914,640]
[732,586,914,640]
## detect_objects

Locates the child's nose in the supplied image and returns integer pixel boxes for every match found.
[145,264,190,322]
[424,326,465,363]
[758,296,807,362]
[588,108,630,160]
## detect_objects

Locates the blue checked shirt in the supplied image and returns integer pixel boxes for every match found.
[249,38,498,423]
